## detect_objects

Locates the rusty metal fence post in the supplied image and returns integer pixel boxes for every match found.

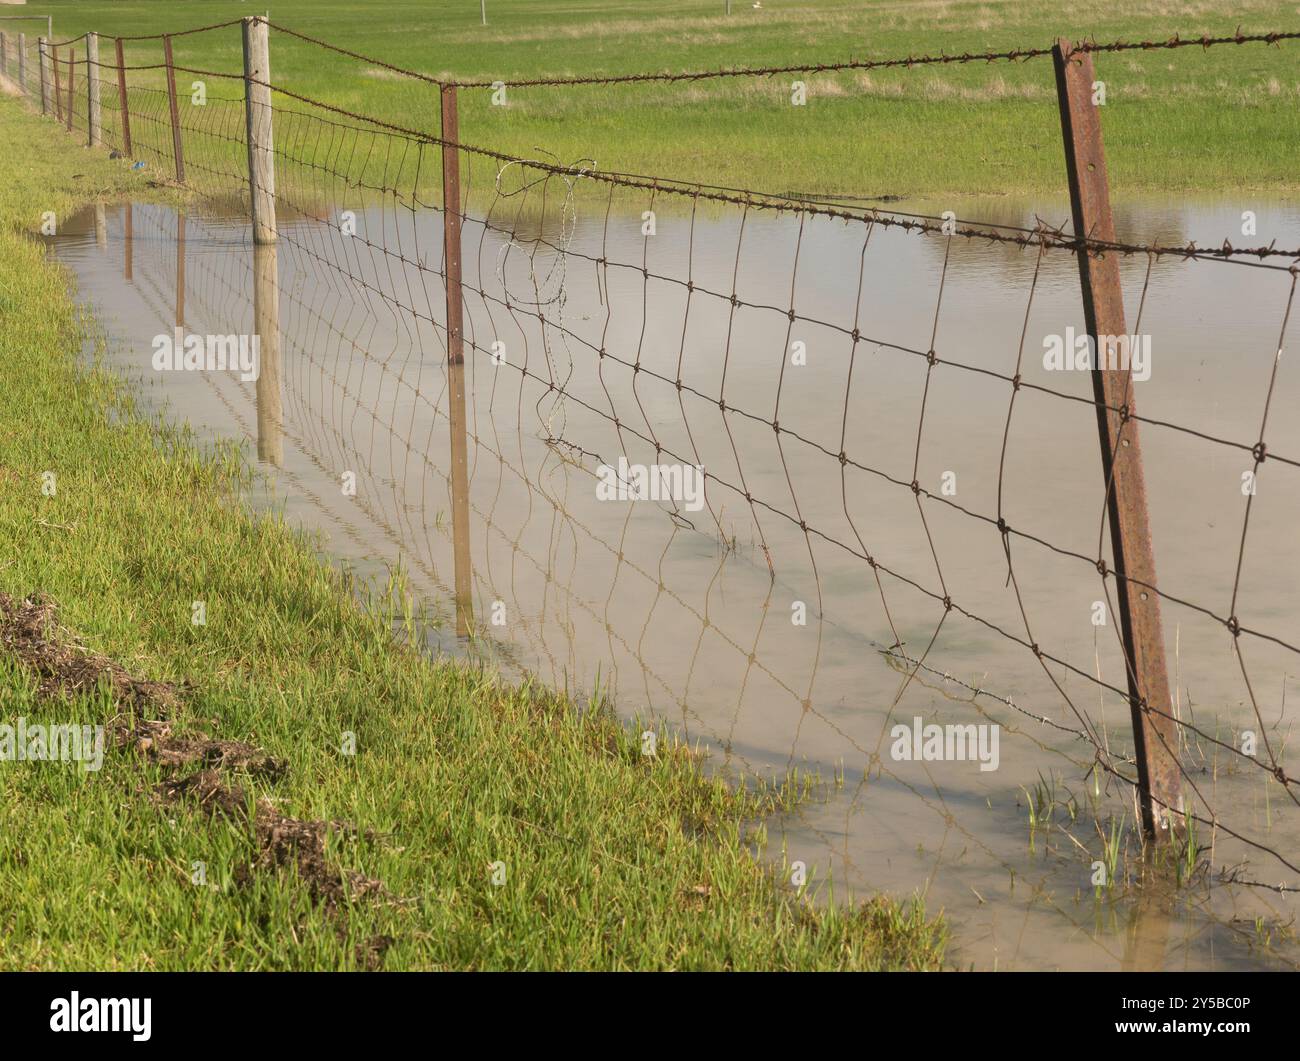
[86,32,100,147]
[33,35,45,113]
[242,16,276,244]
[162,34,184,182]
[115,37,131,157]
[440,84,474,638]
[1053,38,1183,838]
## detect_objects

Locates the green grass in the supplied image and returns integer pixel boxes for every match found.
[0,92,945,970]
[10,0,1300,201]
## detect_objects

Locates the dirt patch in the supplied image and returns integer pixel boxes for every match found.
[1,592,291,779]
[356,933,394,971]
[155,768,386,912]
[135,725,286,777]
[2,591,392,963]
[0,591,185,712]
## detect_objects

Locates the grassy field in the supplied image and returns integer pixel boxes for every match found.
[10,0,1300,200]
[0,90,947,970]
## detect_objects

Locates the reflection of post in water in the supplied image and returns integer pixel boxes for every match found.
[123,203,133,282]
[1121,880,1171,972]
[441,84,474,638]
[446,359,473,635]
[94,203,106,250]
[253,242,283,467]
[175,212,186,328]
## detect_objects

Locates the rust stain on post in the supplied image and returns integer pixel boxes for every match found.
[115,37,131,157]
[163,34,185,183]
[1053,38,1183,837]
[441,84,474,638]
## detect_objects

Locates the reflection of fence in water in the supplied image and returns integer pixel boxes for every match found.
[119,201,821,756]
[101,184,1300,968]
[101,201,1190,969]
[19,18,1300,956]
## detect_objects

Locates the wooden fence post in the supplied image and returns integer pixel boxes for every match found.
[242,16,276,244]
[115,37,131,157]
[1,33,8,80]
[162,34,184,182]
[52,43,61,121]
[1053,38,1183,838]
[86,32,101,147]
[440,83,474,638]
[64,49,73,133]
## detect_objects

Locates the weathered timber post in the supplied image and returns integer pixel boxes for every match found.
[242,16,276,244]
[1053,38,1183,838]
[86,32,100,147]
[64,48,72,132]
[162,35,184,181]
[1,33,8,79]
[114,37,131,156]
[51,43,60,120]
[441,83,474,638]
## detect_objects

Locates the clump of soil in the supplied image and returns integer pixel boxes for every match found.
[155,768,386,912]
[356,934,394,971]
[135,725,286,777]
[0,592,184,713]
[2,591,391,962]
[1,592,282,772]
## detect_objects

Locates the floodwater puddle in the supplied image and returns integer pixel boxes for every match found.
[46,191,1300,970]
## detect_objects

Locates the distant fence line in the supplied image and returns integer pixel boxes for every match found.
[2,18,1299,894]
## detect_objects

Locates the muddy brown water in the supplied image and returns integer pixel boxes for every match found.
[47,192,1300,970]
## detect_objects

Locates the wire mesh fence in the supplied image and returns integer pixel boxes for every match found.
[10,17,1300,947]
